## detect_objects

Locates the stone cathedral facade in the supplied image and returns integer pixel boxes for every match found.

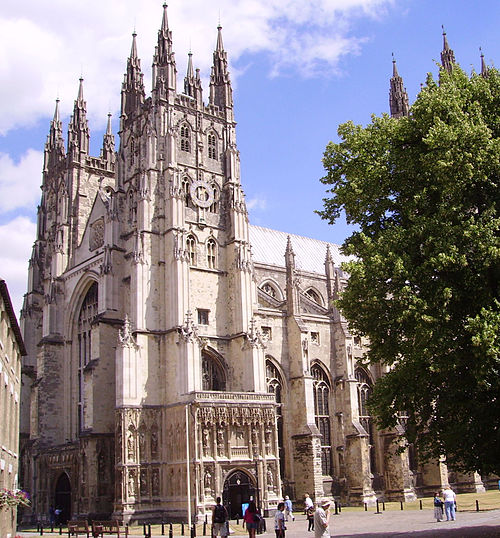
[20,9,489,524]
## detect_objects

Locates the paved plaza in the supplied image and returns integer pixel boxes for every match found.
[17,509,500,537]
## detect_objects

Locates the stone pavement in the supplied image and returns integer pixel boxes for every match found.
[17,510,500,537]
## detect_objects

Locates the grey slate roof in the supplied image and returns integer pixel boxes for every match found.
[249,225,350,275]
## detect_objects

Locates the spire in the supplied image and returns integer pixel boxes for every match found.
[440,26,456,74]
[389,54,409,119]
[480,47,488,78]
[184,51,195,96]
[153,3,177,96]
[67,78,90,160]
[101,113,115,165]
[43,98,66,173]
[121,31,145,121]
[209,24,233,113]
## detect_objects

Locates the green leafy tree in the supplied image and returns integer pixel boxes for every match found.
[319,65,500,475]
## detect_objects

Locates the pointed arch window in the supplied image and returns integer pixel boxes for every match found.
[207,239,217,269]
[209,183,218,213]
[77,282,98,432]
[355,368,377,474]
[208,133,217,160]
[180,125,191,153]
[261,282,277,298]
[186,235,196,266]
[202,351,226,391]
[266,358,285,477]
[305,288,323,306]
[312,364,332,476]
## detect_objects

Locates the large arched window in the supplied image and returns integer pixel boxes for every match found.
[312,364,332,476]
[202,351,226,391]
[180,124,191,153]
[355,368,377,474]
[78,282,98,431]
[206,239,217,269]
[186,235,196,266]
[266,359,285,477]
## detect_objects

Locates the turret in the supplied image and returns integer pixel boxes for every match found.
[101,113,116,166]
[440,26,456,74]
[480,47,488,78]
[43,98,66,174]
[209,25,233,116]
[152,3,177,98]
[389,54,409,119]
[67,78,90,162]
[184,52,203,103]
[121,32,145,123]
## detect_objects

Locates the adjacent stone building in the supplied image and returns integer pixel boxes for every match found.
[19,10,491,525]
[0,279,27,537]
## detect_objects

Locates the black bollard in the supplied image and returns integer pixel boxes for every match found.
[476,500,479,512]
[39,524,43,536]
[190,525,195,538]
[51,524,54,533]
[236,517,239,526]
[169,522,173,538]
[375,500,382,514]
[334,501,338,515]
[419,500,423,510]
[181,522,185,535]
[364,503,367,512]
[203,521,207,535]
[59,524,63,535]
[205,514,208,523]
[338,502,342,513]
[400,501,404,510]
[162,521,165,535]
[382,502,385,511]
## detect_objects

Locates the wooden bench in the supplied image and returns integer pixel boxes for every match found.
[68,520,90,537]
[91,520,128,537]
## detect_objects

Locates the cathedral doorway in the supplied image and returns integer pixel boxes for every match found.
[54,473,71,524]
[223,470,256,519]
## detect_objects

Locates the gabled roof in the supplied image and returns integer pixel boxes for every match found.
[0,279,27,356]
[249,225,350,275]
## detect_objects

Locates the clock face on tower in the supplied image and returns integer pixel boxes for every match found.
[190,179,215,208]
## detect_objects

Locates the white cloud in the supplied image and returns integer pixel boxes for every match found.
[0,216,36,318]
[247,196,268,211]
[0,150,43,212]
[0,0,394,134]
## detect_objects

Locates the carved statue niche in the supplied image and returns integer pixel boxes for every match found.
[138,424,147,461]
[151,426,159,460]
[265,426,273,454]
[152,468,160,497]
[251,425,259,456]
[140,468,148,497]
[204,468,212,493]
[127,427,136,461]
[202,426,211,457]
[216,426,225,457]
[267,465,274,491]
[128,469,137,497]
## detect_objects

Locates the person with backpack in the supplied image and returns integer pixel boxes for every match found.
[212,497,229,537]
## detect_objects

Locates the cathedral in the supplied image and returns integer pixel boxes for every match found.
[19,7,491,525]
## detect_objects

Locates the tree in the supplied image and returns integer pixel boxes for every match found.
[319,65,500,475]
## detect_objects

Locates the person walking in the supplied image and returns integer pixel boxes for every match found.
[443,486,457,521]
[284,495,294,521]
[433,491,444,522]
[243,500,260,538]
[304,493,314,512]
[274,502,286,538]
[314,499,331,538]
[212,497,229,537]
[306,504,315,532]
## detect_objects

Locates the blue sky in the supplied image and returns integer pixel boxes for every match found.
[0,0,498,316]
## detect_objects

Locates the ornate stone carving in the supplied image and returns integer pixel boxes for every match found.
[90,217,105,251]
[152,468,160,496]
[119,315,136,347]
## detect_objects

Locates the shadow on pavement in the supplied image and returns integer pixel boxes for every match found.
[334,524,500,537]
